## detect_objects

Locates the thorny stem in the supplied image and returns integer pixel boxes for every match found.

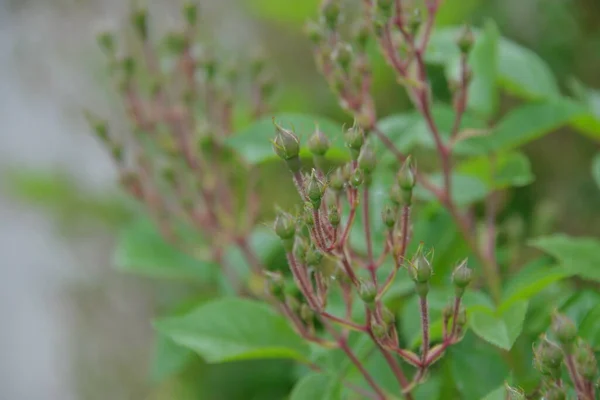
[450,296,462,339]
[419,296,429,363]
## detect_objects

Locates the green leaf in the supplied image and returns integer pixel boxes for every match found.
[592,153,600,189]
[150,333,195,382]
[463,100,585,154]
[245,0,319,27]
[449,332,510,400]
[415,173,488,206]
[289,373,340,400]
[457,152,534,190]
[481,386,507,400]
[530,235,600,281]
[225,113,345,165]
[469,300,528,350]
[578,304,600,349]
[501,261,571,310]
[154,298,309,363]
[114,218,215,280]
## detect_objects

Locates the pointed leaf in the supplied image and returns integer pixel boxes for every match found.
[457,152,534,190]
[470,301,528,350]
[530,235,600,281]
[290,373,341,400]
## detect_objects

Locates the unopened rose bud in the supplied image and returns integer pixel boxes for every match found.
[457,25,475,55]
[303,203,315,226]
[165,32,187,54]
[272,121,301,171]
[358,280,377,304]
[551,312,577,345]
[381,204,396,229]
[345,124,364,154]
[542,384,566,400]
[306,170,325,208]
[305,20,325,45]
[535,336,564,373]
[329,168,345,191]
[265,272,285,301]
[371,321,389,341]
[305,245,323,266]
[328,206,340,227]
[574,339,598,380]
[350,168,364,188]
[183,2,198,26]
[131,8,148,40]
[376,0,393,18]
[293,236,308,263]
[398,156,416,190]
[354,22,370,50]
[321,0,341,31]
[452,259,472,297]
[274,210,296,240]
[300,303,314,323]
[407,9,422,34]
[381,306,395,325]
[97,31,115,54]
[409,246,433,284]
[358,143,377,174]
[333,43,353,73]
[308,127,330,156]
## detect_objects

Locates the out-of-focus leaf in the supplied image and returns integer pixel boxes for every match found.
[578,304,600,349]
[480,385,506,400]
[469,301,528,350]
[155,298,309,363]
[457,152,534,190]
[289,373,340,400]
[225,113,345,165]
[592,153,600,189]
[436,0,481,26]
[150,333,195,383]
[530,235,600,282]
[448,332,510,400]
[245,0,319,27]
[560,290,600,327]
[415,173,488,206]
[114,218,215,280]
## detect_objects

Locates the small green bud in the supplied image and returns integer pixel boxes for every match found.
[542,384,566,400]
[409,246,433,284]
[342,163,354,182]
[333,43,353,72]
[294,236,309,263]
[265,272,286,301]
[321,0,341,30]
[535,336,564,371]
[381,306,395,325]
[164,32,187,54]
[111,144,124,162]
[376,0,394,17]
[354,23,370,50]
[328,206,340,227]
[371,321,388,341]
[443,304,453,320]
[574,340,598,380]
[306,170,325,208]
[305,20,325,45]
[358,280,377,304]
[551,312,577,345]
[329,168,345,191]
[457,26,475,55]
[162,166,176,184]
[97,31,115,54]
[183,2,198,26]
[121,56,136,79]
[274,210,296,240]
[390,183,403,206]
[397,156,416,190]
[303,203,315,226]
[456,306,467,326]
[451,259,472,296]
[358,143,377,174]
[272,121,300,161]
[250,55,266,77]
[131,8,148,40]
[505,385,526,400]
[350,168,364,188]
[308,127,330,156]
[260,76,276,99]
[305,245,323,266]
[300,303,314,323]
[381,204,396,229]
[345,124,364,152]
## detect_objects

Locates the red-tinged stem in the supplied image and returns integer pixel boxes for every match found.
[321,311,367,332]
[340,201,358,246]
[450,54,469,139]
[313,209,330,251]
[292,171,306,201]
[339,250,359,286]
[363,186,374,263]
[450,296,462,339]
[286,252,319,310]
[398,204,411,263]
[418,0,439,53]
[419,296,430,363]
[564,352,586,398]
[236,237,262,274]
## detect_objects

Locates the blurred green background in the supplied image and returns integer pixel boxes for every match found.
[1,0,599,399]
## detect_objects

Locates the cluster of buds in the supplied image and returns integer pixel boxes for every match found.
[89,4,275,289]
[533,313,597,399]
[268,119,475,398]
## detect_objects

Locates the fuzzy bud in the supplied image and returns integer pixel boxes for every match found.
[303,203,315,226]
[333,43,353,73]
[407,9,422,34]
[308,127,330,156]
[389,183,403,206]
[97,31,115,54]
[457,26,475,55]
[274,210,296,240]
[397,156,416,190]
[272,121,301,168]
[574,340,598,380]
[328,206,340,227]
[358,280,377,304]
[300,303,314,324]
[321,0,341,31]
[376,0,394,18]
[131,8,148,40]
[350,168,364,188]
[542,384,566,400]
[305,245,324,266]
[381,204,396,229]
[535,336,564,374]
[452,259,472,297]
[165,32,187,54]
[358,143,377,174]
[265,272,285,301]
[306,170,325,208]
[354,23,370,50]
[293,236,309,263]
[329,168,345,191]
[305,20,325,45]
[371,321,389,341]
[381,306,395,325]
[551,312,577,345]
[183,2,198,25]
[409,246,433,284]
[345,124,364,153]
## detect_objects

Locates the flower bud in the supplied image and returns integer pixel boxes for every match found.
[397,156,416,190]
[542,384,566,400]
[165,32,187,54]
[183,2,198,25]
[457,26,475,55]
[272,121,300,163]
[456,306,467,327]
[505,385,525,400]
[305,20,325,45]
[303,203,315,226]
[574,340,598,380]
[306,170,325,208]
[308,127,330,156]
[381,204,396,229]
[293,236,308,263]
[121,56,136,78]
[265,272,285,301]
[321,0,341,31]
[350,168,364,188]
[305,245,323,266]
[389,183,403,206]
[97,31,115,54]
[551,312,577,345]
[274,210,296,240]
[381,306,395,325]
[342,163,354,182]
[131,8,148,40]
[333,43,353,73]
[371,321,389,341]
[535,336,564,372]
[354,23,370,50]
[300,303,314,323]
[452,259,472,297]
[358,280,377,304]
[409,247,433,284]
[376,0,393,17]
[358,143,377,174]
[345,124,364,152]
[328,206,340,227]
[329,168,345,191]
